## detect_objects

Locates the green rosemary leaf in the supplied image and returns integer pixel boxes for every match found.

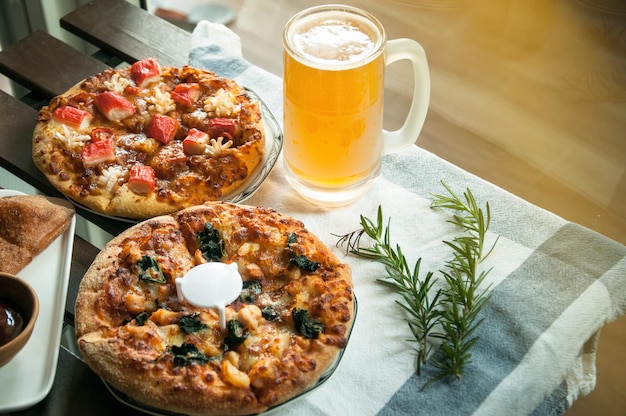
[335,181,498,387]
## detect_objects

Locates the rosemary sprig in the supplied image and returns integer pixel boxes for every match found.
[336,209,442,374]
[336,182,498,386]
[428,182,498,384]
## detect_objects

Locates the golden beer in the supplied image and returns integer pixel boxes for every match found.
[283,5,430,206]
[283,13,385,188]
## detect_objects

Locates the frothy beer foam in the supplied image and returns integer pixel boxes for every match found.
[288,11,382,68]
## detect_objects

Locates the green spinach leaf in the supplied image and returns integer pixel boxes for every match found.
[137,256,166,284]
[198,223,224,262]
[292,308,324,339]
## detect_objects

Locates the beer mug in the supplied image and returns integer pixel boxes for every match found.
[282,4,430,206]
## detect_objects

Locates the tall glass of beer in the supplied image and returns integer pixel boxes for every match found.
[283,4,430,206]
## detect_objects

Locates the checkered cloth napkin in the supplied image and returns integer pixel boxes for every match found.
[190,21,626,416]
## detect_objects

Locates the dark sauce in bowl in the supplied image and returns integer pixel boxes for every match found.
[0,298,25,347]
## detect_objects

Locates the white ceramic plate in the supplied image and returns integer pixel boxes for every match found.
[69,88,283,223]
[0,190,76,412]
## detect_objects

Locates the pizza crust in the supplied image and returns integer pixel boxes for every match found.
[75,203,354,415]
[79,334,265,416]
[106,185,180,219]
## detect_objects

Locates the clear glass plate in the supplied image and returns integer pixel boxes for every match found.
[222,88,283,204]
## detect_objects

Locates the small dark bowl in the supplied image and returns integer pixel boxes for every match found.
[0,273,39,367]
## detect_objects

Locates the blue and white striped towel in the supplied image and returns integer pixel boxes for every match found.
[190,21,626,416]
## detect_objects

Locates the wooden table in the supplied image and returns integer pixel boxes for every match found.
[0,0,624,414]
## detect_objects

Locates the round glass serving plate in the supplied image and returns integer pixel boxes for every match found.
[222,88,283,204]
[68,88,283,223]
[102,297,357,416]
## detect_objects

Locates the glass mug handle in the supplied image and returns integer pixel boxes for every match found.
[382,39,431,155]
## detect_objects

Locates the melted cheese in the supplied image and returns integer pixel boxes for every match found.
[51,123,91,150]
[203,88,240,117]
[156,324,184,347]
[248,357,279,389]
[237,242,260,257]
[145,84,176,113]
[205,136,233,157]
[191,109,207,120]
[268,331,291,357]
[103,73,131,93]
[99,166,125,194]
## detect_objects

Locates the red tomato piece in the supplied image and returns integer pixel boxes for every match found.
[171,83,201,106]
[90,127,115,142]
[147,114,179,144]
[52,106,93,130]
[82,139,115,168]
[131,58,161,87]
[123,85,142,96]
[209,118,239,140]
[182,128,209,155]
[128,164,156,195]
[93,91,136,122]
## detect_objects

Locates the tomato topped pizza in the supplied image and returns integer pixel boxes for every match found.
[75,202,355,415]
[32,58,265,219]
